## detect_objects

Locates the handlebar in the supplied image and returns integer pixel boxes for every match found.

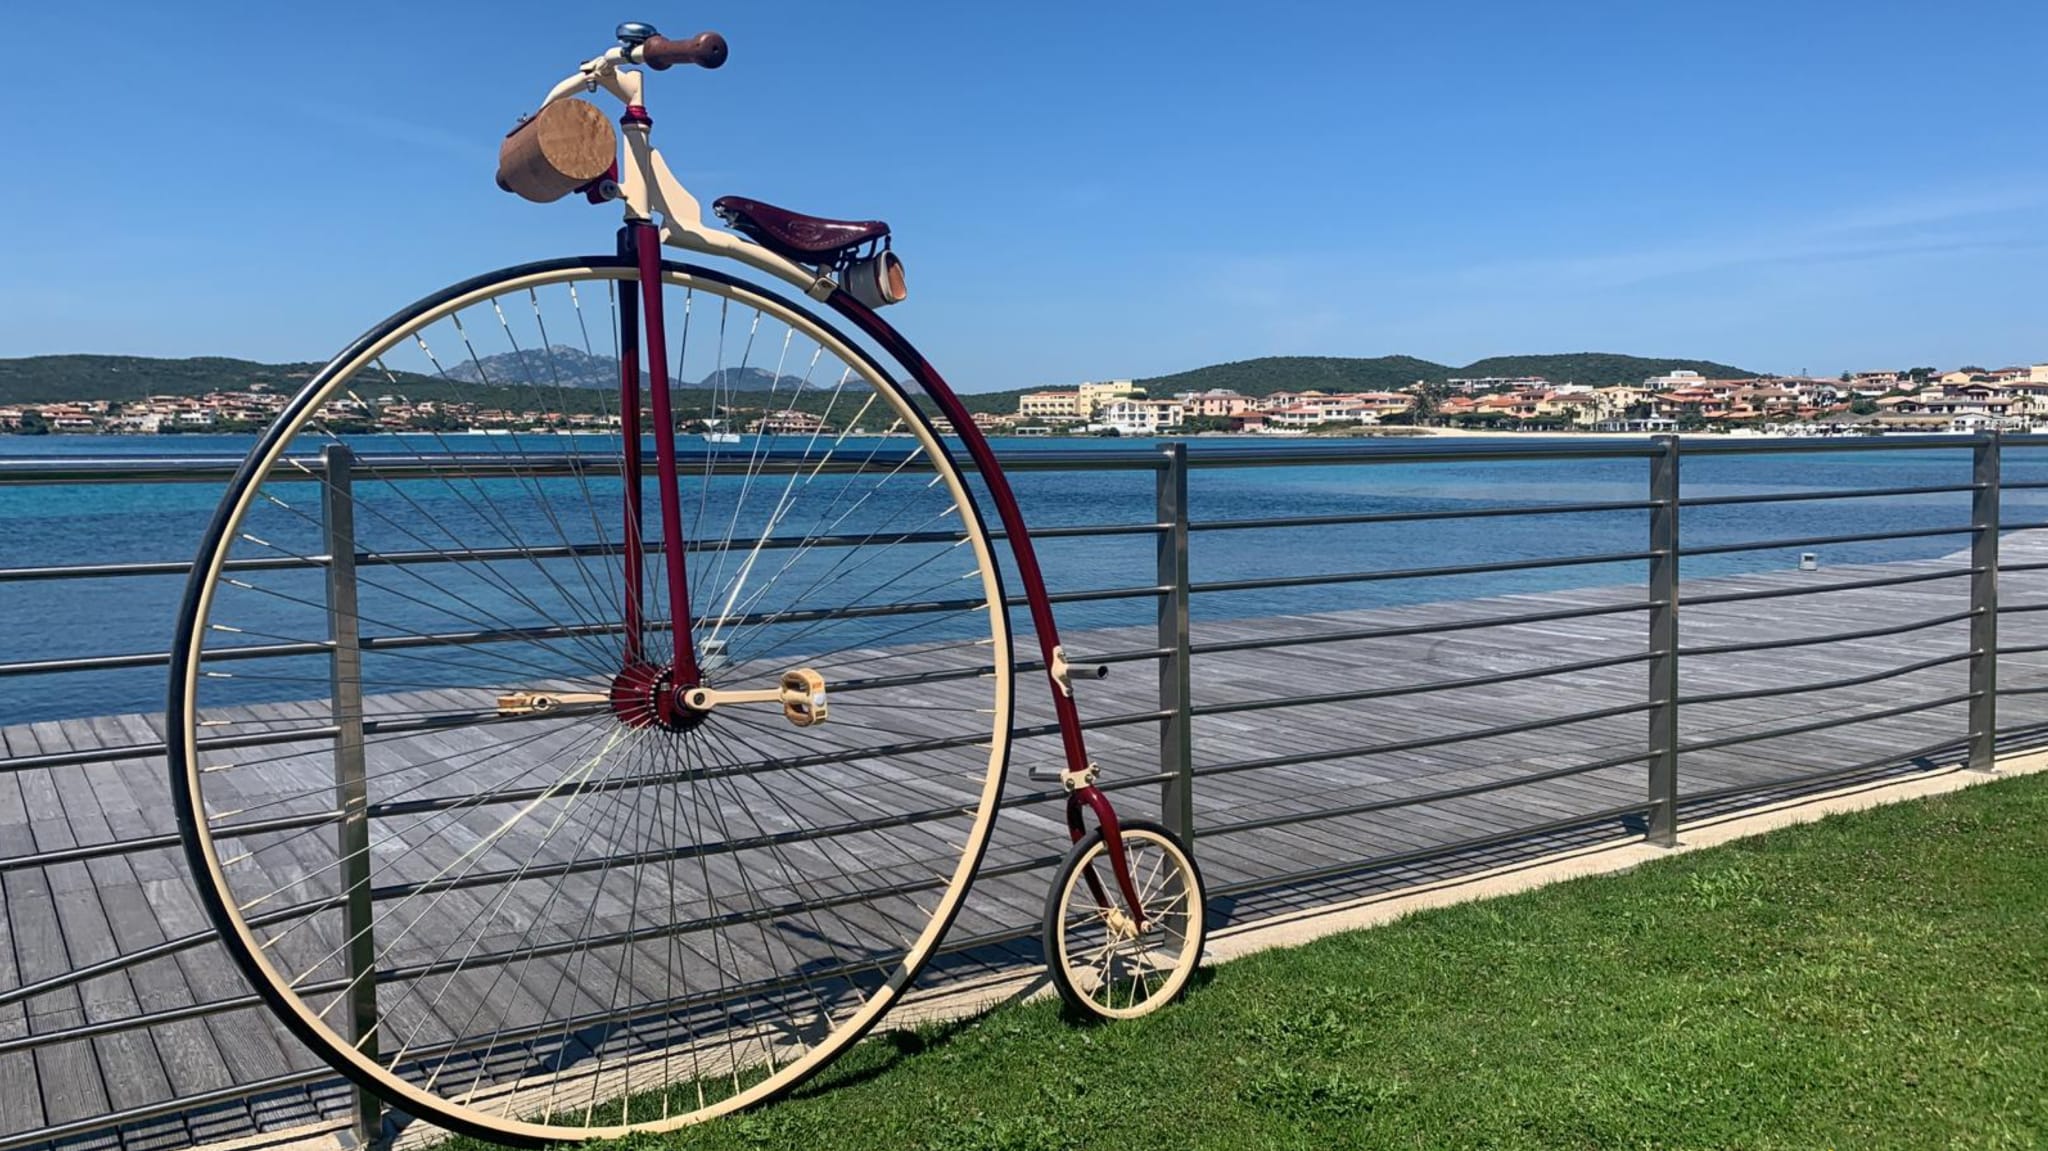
[637,31,728,70]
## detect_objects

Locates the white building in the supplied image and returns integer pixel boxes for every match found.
[1098,398,1184,435]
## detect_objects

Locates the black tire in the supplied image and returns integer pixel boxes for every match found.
[167,256,1017,1143]
[1042,818,1206,1020]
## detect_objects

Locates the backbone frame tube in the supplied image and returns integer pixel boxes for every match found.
[826,291,1147,917]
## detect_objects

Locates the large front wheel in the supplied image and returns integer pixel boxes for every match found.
[168,258,1015,1142]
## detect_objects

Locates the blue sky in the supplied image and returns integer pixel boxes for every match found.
[1,1,2043,389]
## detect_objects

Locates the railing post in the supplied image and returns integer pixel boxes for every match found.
[1156,443,1195,845]
[1970,431,2000,771]
[322,445,383,1149]
[1646,435,1681,845]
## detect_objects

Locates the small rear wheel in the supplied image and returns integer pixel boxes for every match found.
[1043,819,1205,1020]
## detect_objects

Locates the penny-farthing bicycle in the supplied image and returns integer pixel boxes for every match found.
[168,22,1205,1144]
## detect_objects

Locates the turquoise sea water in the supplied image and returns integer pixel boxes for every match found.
[5,432,2043,726]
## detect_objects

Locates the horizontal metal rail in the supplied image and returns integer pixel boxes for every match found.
[1193,699,1657,781]
[1677,522,1976,558]
[0,448,1168,488]
[1199,747,1655,839]
[0,580,1165,678]
[1673,691,1973,756]
[1206,800,1657,899]
[1677,732,1967,807]
[1191,598,1655,658]
[1675,650,1973,707]
[0,644,1177,778]
[0,1068,346,1151]
[1676,481,1977,508]
[6,432,2040,490]
[1677,608,1976,658]
[1684,564,1971,607]
[1187,498,1653,534]
[379,849,1069,987]
[1193,650,1655,718]
[1189,549,1658,597]
[0,518,1168,585]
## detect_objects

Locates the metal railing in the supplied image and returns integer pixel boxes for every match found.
[3,430,2046,1151]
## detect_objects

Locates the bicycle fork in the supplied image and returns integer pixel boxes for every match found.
[614,222,704,718]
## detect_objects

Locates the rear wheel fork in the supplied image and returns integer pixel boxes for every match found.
[1066,784,1144,928]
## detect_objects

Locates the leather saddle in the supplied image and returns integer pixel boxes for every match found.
[712,196,890,265]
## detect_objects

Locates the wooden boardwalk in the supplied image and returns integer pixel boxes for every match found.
[7,534,2048,1151]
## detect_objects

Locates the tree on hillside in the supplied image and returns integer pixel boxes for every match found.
[1408,382,1445,425]
[1849,397,1879,415]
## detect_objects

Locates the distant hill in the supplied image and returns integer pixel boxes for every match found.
[1,351,840,405]
[446,345,616,389]
[0,349,1764,413]
[697,366,811,393]
[0,355,327,404]
[1449,353,1759,386]
[446,348,810,393]
[1139,352,1760,399]
[1138,355,1455,398]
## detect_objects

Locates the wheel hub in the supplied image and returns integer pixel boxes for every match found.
[1104,906,1138,941]
[609,662,707,732]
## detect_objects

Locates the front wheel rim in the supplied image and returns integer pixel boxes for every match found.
[167,258,1016,1142]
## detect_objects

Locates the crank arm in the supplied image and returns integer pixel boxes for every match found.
[682,668,829,727]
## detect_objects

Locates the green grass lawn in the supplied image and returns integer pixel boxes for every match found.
[464,773,2048,1150]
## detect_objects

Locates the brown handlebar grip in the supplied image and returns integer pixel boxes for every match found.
[641,32,728,71]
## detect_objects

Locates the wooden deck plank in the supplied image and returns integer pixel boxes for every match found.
[7,542,2048,1148]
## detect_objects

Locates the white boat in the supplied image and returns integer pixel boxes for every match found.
[701,431,741,444]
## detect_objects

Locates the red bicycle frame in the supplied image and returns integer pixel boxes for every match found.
[608,247,1147,921]
[827,293,1146,922]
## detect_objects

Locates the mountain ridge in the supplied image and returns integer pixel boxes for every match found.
[1134,353,1761,399]
[0,350,1764,408]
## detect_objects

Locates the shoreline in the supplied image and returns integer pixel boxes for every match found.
[0,426,1923,445]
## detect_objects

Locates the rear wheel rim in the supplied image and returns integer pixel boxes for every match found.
[1051,826,1203,1019]
[169,259,1013,1141]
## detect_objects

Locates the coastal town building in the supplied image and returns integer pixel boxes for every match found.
[17,360,2048,438]
[749,409,827,435]
[1014,379,1145,425]
[1017,390,1085,421]
[1174,388,1257,418]
[1443,375,1549,394]
[1078,380,1142,414]
[1098,398,1186,435]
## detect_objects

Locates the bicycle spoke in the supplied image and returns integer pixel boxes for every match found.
[177,264,1014,1137]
